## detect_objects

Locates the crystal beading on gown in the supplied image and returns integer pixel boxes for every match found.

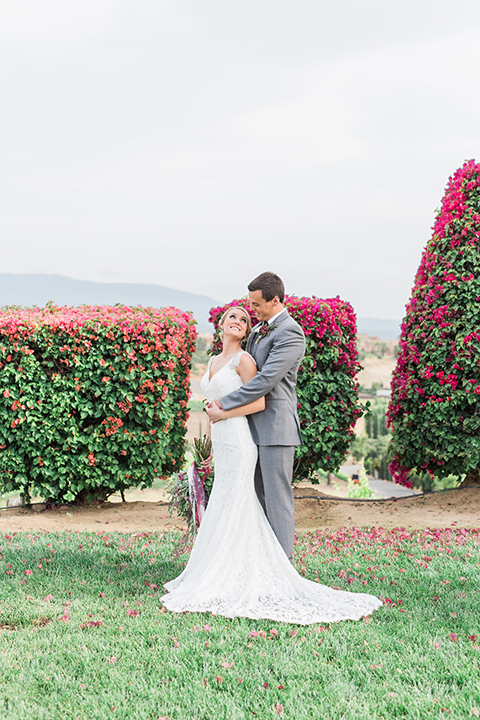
[161,351,382,624]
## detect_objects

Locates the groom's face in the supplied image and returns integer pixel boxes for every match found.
[248,290,280,321]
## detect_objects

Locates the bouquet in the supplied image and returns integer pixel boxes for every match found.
[166,435,214,533]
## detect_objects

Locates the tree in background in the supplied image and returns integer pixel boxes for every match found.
[354,397,393,481]
[388,160,480,487]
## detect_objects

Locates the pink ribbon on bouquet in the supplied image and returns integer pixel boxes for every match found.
[187,463,208,529]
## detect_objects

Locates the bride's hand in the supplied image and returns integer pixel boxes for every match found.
[206,400,224,424]
[200,453,213,469]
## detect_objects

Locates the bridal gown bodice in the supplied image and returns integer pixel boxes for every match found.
[162,351,382,624]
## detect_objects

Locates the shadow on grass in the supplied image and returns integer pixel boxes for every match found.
[0,530,186,603]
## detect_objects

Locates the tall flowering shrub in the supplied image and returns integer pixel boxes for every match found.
[388,160,480,487]
[0,304,196,503]
[209,296,361,480]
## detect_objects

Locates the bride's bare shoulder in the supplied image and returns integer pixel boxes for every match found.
[245,351,257,364]
[235,351,257,380]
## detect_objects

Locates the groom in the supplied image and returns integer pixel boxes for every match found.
[206,271,305,560]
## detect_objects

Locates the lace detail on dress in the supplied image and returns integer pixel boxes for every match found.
[161,355,382,624]
[207,350,253,378]
[232,350,256,368]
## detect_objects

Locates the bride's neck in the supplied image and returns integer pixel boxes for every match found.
[221,336,242,356]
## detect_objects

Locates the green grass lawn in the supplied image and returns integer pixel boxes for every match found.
[1,526,479,719]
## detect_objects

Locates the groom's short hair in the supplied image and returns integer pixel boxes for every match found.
[248,272,285,303]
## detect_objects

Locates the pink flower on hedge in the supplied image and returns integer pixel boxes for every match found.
[0,303,196,503]
[388,160,480,485]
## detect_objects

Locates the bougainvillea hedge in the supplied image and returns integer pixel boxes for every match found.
[388,160,480,487]
[0,304,196,503]
[209,296,361,480]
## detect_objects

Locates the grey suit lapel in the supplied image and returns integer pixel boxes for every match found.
[248,323,261,357]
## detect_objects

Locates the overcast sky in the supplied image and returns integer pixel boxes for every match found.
[1,0,480,318]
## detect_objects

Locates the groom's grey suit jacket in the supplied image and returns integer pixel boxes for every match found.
[220,310,305,446]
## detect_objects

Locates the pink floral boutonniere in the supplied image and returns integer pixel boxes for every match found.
[255,321,278,344]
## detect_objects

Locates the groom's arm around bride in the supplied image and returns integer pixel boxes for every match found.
[207,272,305,560]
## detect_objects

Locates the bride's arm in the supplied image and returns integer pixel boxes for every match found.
[200,413,213,469]
[220,396,265,419]
[207,353,265,422]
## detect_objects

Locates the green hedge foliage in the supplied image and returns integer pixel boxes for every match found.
[388,160,480,486]
[0,304,196,503]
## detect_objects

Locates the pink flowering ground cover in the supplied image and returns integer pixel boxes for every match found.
[1,526,479,718]
[209,296,361,480]
[0,304,196,504]
[388,160,480,487]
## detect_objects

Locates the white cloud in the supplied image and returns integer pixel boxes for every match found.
[0,0,117,46]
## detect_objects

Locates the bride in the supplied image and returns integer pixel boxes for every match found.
[161,306,382,624]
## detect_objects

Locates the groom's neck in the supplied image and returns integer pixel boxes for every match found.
[264,303,284,321]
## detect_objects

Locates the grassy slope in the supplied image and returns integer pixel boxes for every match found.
[0,528,479,719]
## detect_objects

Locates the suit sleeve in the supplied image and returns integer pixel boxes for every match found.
[220,324,305,410]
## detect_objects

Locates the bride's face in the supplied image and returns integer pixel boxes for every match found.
[221,308,249,341]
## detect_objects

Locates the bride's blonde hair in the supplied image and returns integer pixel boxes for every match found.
[219,305,252,346]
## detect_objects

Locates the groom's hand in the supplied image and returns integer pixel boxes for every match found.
[206,400,223,423]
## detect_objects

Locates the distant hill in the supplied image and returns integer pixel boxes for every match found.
[0,274,220,332]
[356,317,400,340]
[0,274,401,339]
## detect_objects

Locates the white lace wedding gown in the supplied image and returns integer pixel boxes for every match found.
[161,351,382,624]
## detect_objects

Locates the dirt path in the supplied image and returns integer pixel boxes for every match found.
[1,486,479,534]
[293,486,480,530]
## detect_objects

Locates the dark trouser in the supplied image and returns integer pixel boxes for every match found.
[254,445,295,561]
